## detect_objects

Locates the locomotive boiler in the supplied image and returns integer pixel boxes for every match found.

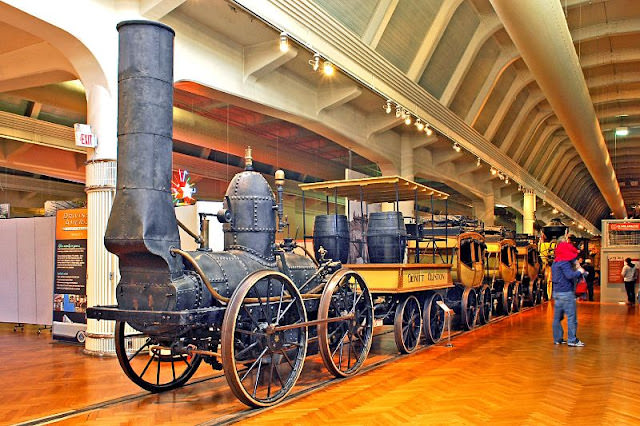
[87,20,374,408]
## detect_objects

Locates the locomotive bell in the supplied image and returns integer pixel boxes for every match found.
[222,148,277,262]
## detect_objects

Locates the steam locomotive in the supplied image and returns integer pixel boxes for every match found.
[87,20,374,408]
[88,19,553,409]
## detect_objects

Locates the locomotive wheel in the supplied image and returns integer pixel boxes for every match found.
[477,285,492,325]
[114,321,202,393]
[501,283,513,315]
[221,271,307,407]
[394,295,422,354]
[423,293,445,344]
[512,282,522,313]
[461,287,478,330]
[318,270,373,378]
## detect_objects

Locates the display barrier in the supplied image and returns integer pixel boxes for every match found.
[0,217,55,327]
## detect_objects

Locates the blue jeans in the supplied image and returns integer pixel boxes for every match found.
[553,291,578,343]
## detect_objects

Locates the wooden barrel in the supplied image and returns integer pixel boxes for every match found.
[313,214,349,263]
[367,211,407,263]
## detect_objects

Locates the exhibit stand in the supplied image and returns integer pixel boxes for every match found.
[600,219,640,303]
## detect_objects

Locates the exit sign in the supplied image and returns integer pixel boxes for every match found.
[74,123,97,148]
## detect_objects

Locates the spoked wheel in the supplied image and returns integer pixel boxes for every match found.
[423,292,446,344]
[530,280,539,306]
[477,285,492,325]
[114,321,202,393]
[535,279,544,305]
[512,282,522,312]
[221,270,307,407]
[318,269,374,378]
[461,287,478,330]
[394,295,422,354]
[501,283,513,315]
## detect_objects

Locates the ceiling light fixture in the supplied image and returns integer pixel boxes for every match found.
[425,125,433,136]
[279,32,289,52]
[322,61,335,76]
[490,167,497,176]
[504,176,509,184]
[309,53,320,71]
[415,119,424,132]
[615,126,629,136]
[452,142,461,152]
[404,113,412,126]
[383,100,392,114]
[476,157,481,167]
[552,208,559,214]
[395,105,402,118]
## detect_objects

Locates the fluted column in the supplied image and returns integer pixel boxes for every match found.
[84,82,118,356]
[84,159,118,355]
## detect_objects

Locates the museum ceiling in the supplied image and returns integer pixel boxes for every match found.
[0,0,639,229]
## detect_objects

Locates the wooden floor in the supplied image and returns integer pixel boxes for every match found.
[3,299,639,425]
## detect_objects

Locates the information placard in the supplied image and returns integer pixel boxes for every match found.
[53,208,88,343]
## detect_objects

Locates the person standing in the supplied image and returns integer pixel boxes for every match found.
[621,258,637,306]
[552,239,586,347]
[582,259,596,302]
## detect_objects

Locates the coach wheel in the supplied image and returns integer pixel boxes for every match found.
[477,285,492,325]
[394,295,422,354]
[501,283,513,315]
[318,269,373,378]
[221,270,307,407]
[461,287,478,330]
[423,293,446,344]
[115,321,202,393]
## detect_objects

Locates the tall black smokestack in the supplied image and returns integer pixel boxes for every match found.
[105,21,183,290]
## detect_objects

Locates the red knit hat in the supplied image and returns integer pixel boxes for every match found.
[554,241,579,261]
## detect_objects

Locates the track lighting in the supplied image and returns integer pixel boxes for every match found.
[517,185,522,191]
[498,173,505,181]
[552,208,559,214]
[415,119,424,132]
[504,176,509,184]
[384,100,392,114]
[490,167,497,175]
[279,32,289,53]
[404,114,412,126]
[395,105,402,118]
[425,125,433,136]
[476,157,481,167]
[452,142,461,152]
[309,53,320,71]
[322,61,335,76]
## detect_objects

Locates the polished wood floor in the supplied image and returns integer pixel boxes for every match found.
[3,297,639,425]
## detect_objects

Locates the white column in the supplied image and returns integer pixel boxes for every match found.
[523,190,536,235]
[473,193,495,226]
[84,83,118,356]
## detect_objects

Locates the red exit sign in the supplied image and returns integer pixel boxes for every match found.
[74,123,97,148]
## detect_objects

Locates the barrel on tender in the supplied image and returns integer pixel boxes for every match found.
[367,211,407,263]
[313,214,349,263]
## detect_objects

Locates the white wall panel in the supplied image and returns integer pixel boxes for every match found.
[0,221,18,323]
[16,219,37,324]
[35,217,55,325]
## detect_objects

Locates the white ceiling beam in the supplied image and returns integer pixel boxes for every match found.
[0,42,76,92]
[406,0,463,82]
[243,40,298,82]
[316,84,362,114]
[362,0,399,48]
[140,0,188,20]
[484,72,530,141]
[439,16,502,107]
[412,134,439,150]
